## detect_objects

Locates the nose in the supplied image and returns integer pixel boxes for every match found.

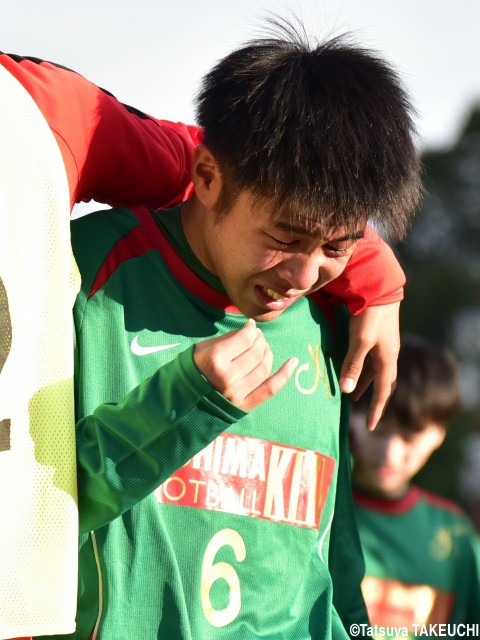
[276,252,325,292]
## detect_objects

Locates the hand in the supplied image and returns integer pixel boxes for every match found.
[194,319,298,412]
[339,302,400,431]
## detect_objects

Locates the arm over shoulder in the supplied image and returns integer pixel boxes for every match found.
[0,52,202,209]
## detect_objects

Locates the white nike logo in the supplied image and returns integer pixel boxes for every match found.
[131,335,181,356]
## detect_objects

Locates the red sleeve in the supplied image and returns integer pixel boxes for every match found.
[322,225,405,315]
[0,52,202,209]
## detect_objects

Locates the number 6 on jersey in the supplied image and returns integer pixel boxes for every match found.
[200,528,247,627]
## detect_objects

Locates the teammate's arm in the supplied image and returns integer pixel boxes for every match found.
[0,52,202,210]
[323,226,405,430]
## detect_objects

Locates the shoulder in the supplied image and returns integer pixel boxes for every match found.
[416,488,467,518]
[71,206,140,243]
[354,486,469,523]
[71,206,152,297]
[414,488,480,548]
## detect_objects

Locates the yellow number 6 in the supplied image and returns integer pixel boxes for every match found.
[200,528,246,627]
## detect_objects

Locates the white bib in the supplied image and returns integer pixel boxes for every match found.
[0,64,79,638]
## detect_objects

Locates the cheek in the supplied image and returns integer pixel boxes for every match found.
[352,438,378,467]
[320,257,350,285]
[331,257,351,278]
[249,248,287,275]
[407,448,431,474]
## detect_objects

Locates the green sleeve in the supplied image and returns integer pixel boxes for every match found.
[329,395,370,637]
[76,346,246,534]
[460,529,480,626]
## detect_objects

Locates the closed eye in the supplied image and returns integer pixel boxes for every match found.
[323,243,354,257]
[266,233,298,249]
[323,244,352,256]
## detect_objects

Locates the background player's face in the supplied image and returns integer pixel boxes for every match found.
[185,189,363,322]
[350,414,446,499]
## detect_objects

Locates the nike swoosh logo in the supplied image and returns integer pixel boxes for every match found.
[131,335,181,356]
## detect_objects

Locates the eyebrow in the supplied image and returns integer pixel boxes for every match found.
[272,220,365,242]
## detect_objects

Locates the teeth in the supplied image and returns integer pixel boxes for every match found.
[264,287,287,301]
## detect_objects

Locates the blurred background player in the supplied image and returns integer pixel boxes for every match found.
[350,335,480,638]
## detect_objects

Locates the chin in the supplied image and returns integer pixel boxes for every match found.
[251,309,285,323]
[236,300,284,322]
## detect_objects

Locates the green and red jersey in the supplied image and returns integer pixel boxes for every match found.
[44,205,369,640]
[354,486,480,639]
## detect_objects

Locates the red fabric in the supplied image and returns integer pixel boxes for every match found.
[0,53,404,313]
[0,53,202,210]
[353,486,422,514]
[354,486,466,517]
[322,225,405,314]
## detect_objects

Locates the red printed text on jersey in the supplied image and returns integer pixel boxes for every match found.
[155,433,335,529]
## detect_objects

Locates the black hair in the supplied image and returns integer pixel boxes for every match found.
[357,335,461,432]
[196,17,421,239]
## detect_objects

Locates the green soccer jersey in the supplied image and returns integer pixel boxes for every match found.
[42,206,368,640]
[354,486,480,639]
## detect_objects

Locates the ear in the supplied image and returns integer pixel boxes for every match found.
[191,144,222,209]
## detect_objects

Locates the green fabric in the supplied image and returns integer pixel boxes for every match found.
[38,205,367,640]
[330,396,369,632]
[153,206,227,293]
[355,487,480,639]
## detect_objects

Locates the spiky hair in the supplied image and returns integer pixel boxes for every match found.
[196,18,421,238]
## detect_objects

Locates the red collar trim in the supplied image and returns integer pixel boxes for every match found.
[415,488,465,515]
[90,206,241,313]
[353,486,422,514]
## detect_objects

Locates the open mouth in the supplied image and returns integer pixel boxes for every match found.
[253,285,300,315]
[262,286,289,301]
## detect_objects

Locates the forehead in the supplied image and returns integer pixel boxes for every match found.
[269,213,366,242]
[237,190,367,239]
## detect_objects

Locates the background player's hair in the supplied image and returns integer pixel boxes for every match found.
[356,335,461,432]
[196,17,421,239]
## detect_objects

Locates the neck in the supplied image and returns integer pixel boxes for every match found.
[180,197,215,274]
[352,478,410,502]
